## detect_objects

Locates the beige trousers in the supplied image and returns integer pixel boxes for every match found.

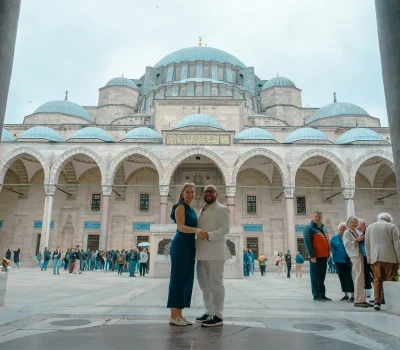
[351,253,366,304]
[296,264,303,277]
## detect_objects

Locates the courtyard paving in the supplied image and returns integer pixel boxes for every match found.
[0,267,399,349]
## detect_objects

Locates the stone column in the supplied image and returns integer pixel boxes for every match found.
[41,184,56,251]
[226,186,236,225]
[284,187,297,257]
[100,185,112,250]
[342,188,355,219]
[159,185,169,224]
[375,1,400,198]
[0,0,21,142]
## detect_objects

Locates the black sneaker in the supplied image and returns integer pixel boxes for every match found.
[313,297,324,302]
[201,315,223,327]
[320,296,332,301]
[195,314,209,323]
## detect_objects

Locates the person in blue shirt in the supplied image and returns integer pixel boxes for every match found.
[248,249,255,276]
[295,252,304,277]
[243,250,250,277]
[330,222,354,302]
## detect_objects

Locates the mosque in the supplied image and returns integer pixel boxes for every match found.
[0,41,396,274]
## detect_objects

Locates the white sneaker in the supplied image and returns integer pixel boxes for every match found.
[169,317,187,326]
[181,317,193,325]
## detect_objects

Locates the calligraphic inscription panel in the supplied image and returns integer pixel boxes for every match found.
[166,134,231,145]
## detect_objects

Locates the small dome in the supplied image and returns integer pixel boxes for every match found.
[308,102,369,124]
[19,126,64,142]
[34,100,94,122]
[234,127,275,141]
[155,46,246,68]
[262,76,296,90]
[105,77,138,89]
[124,127,162,141]
[71,127,113,142]
[336,128,385,144]
[174,114,223,130]
[285,128,329,143]
[1,129,15,142]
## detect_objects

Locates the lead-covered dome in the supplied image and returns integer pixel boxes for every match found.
[155,47,246,68]
[19,126,64,142]
[308,102,369,124]
[105,77,137,89]
[285,128,329,143]
[123,127,162,141]
[262,76,296,90]
[336,128,386,144]
[1,129,14,142]
[234,127,275,142]
[34,100,94,122]
[70,127,113,142]
[174,114,223,130]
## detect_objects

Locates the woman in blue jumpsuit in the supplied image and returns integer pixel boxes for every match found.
[167,183,199,326]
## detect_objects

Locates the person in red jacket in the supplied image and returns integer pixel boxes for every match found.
[304,211,332,302]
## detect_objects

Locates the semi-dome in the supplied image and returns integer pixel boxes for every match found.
[174,114,223,130]
[262,76,296,90]
[105,77,137,89]
[1,129,15,142]
[124,127,162,141]
[336,128,385,145]
[234,127,275,141]
[70,127,113,142]
[285,128,329,143]
[155,46,246,68]
[19,126,64,142]
[308,102,369,124]
[34,100,94,122]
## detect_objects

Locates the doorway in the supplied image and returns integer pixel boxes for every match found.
[87,234,99,252]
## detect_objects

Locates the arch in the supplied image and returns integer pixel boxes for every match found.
[350,150,394,186]
[290,149,350,188]
[107,148,164,185]
[164,148,230,185]
[232,148,289,186]
[50,147,107,184]
[126,167,159,184]
[0,147,49,186]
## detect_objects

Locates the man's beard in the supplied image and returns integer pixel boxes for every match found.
[204,197,216,204]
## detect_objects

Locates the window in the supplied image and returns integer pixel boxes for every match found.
[297,237,307,259]
[246,196,257,214]
[137,235,149,245]
[140,194,150,212]
[87,235,99,252]
[218,67,224,80]
[189,65,196,78]
[246,237,259,258]
[165,87,171,96]
[296,196,306,215]
[195,86,203,96]
[211,87,218,96]
[204,64,210,78]
[35,234,41,255]
[162,69,167,83]
[175,67,181,81]
[226,89,232,97]
[180,86,187,96]
[232,70,237,83]
[91,194,101,212]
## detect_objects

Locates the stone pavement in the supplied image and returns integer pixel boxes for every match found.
[0,268,399,350]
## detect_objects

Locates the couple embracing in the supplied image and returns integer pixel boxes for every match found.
[167,183,230,327]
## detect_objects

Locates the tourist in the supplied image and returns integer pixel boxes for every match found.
[117,250,126,275]
[5,248,11,260]
[69,247,77,275]
[52,247,61,275]
[129,249,138,277]
[13,248,21,269]
[365,213,400,311]
[63,248,70,270]
[258,253,267,276]
[284,250,292,278]
[243,250,250,276]
[304,211,331,301]
[85,250,91,271]
[343,216,371,308]
[112,249,117,271]
[79,249,85,273]
[41,247,51,271]
[195,184,230,328]
[140,249,148,277]
[295,251,304,278]
[36,251,42,268]
[95,250,102,270]
[105,250,112,272]
[248,249,255,276]
[331,222,354,302]
[276,252,285,279]
[358,219,373,299]
[167,183,199,326]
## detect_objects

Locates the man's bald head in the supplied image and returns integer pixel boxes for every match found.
[203,184,218,204]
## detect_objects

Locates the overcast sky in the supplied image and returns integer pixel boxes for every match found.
[5,0,388,126]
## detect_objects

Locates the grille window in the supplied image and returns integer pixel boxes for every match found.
[296,196,306,215]
[211,87,218,96]
[297,237,307,259]
[140,194,150,212]
[36,234,41,255]
[195,86,203,96]
[189,65,196,78]
[180,86,187,96]
[165,87,172,96]
[87,235,99,252]
[247,196,257,214]
[246,237,259,258]
[218,67,224,80]
[232,70,237,83]
[204,65,210,78]
[175,67,181,81]
[91,194,101,212]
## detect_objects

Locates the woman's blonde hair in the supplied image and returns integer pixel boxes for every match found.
[179,183,194,202]
[346,216,359,229]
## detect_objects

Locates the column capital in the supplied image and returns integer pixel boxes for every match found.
[226,186,236,197]
[342,188,355,200]
[44,184,56,196]
[102,185,112,197]
[284,187,295,199]
[159,185,169,197]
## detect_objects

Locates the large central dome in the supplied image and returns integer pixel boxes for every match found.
[155,47,246,68]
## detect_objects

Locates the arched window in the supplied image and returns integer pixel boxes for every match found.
[232,70,237,83]
[195,86,203,96]
[239,74,244,85]
[204,64,210,78]
[211,86,218,96]
[162,70,167,83]
[218,67,224,81]
[226,89,232,97]
[165,87,172,97]
[175,66,181,81]
[180,85,187,96]
[189,65,196,78]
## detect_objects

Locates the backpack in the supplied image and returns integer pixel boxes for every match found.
[117,255,124,264]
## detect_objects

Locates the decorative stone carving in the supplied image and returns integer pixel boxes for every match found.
[62,214,75,235]
[159,185,169,197]
[342,188,355,200]
[44,184,56,196]
[102,185,112,197]
[157,239,172,254]
[284,187,295,199]
[226,186,236,197]
[226,239,236,256]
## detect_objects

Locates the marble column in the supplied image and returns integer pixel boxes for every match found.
[0,0,21,142]
[375,1,400,198]
[342,188,355,219]
[41,184,56,251]
[159,185,169,224]
[226,186,236,225]
[100,185,112,250]
[284,187,297,257]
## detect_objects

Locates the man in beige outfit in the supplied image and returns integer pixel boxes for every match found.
[365,213,400,311]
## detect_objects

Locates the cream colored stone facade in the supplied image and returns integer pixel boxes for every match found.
[0,46,397,272]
